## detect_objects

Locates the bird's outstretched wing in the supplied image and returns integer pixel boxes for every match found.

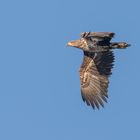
[79,51,114,109]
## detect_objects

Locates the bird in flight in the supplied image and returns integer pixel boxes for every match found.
[67,32,130,109]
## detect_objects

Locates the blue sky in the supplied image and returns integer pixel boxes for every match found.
[0,0,139,140]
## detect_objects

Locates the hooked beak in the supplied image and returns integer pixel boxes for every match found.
[67,41,73,46]
[67,40,82,47]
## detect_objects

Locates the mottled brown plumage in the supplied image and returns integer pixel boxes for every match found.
[67,32,130,109]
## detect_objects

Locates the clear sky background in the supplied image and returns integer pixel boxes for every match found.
[0,0,139,140]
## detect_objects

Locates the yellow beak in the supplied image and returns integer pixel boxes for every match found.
[67,40,82,47]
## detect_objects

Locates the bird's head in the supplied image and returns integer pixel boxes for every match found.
[67,38,89,51]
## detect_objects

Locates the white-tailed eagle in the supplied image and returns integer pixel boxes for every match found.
[67,32,130,109]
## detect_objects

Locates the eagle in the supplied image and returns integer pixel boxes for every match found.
[67,32,130,109]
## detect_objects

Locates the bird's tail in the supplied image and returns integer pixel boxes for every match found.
[110,42,130,49]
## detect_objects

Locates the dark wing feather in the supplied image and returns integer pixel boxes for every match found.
[81,32,115,38]
[81,32,115,43]
[79,51,114,109]
[94,51,115,76]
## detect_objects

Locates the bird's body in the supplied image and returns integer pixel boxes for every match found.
[67,32,129,109]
